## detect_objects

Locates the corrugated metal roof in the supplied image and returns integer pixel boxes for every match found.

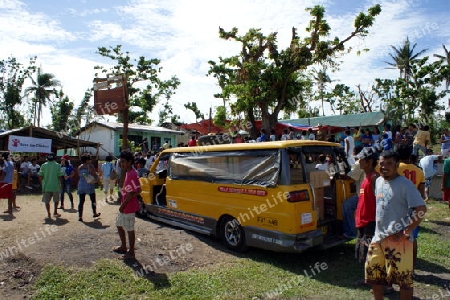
[283,111,385,128]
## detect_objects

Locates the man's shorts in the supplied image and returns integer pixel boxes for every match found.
[41,192,60,204]
[365,236,414,290]
[424,177,432,188]
[443,188,450,202]
[0,183,13,199]
[116,212,135,231]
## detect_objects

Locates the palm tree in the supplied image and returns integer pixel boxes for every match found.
[312,65,332,116]
[25,67,60,127]
[385,36,428,82]
[433,44,450,89]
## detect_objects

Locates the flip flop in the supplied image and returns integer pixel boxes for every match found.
[112,246,127,254]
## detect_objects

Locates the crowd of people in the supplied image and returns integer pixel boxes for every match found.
[332,122,450,300]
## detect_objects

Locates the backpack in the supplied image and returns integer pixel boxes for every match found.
[109,163,117,180]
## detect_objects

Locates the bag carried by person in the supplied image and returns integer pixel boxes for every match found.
[109,163,117,180]
[85,165,98,184]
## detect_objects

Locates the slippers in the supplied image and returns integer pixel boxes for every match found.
[13,206,21,211]
[112,246,127,254]
[3,210,13,214]
[53,213,61,217]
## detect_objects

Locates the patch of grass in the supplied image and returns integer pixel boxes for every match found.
[32,199,450,300]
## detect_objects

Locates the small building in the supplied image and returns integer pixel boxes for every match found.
[76,121,184,158]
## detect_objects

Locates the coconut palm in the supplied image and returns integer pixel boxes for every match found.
[433,44,450,89]
[385,37,428,82]
[311,65,332,116]
[25,67,60,127]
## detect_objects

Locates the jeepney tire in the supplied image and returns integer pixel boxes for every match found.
[220,216,249,253]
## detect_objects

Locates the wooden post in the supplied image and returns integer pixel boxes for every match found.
[121,74,130,152]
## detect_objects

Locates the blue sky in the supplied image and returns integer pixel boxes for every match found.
[0,0,449,126]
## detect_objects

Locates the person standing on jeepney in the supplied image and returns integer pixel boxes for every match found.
[316,124,326,141]
[344,130,355,165]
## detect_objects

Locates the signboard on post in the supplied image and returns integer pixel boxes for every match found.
[93,75,127,115]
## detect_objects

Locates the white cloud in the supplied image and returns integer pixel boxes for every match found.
[0,0,449,126]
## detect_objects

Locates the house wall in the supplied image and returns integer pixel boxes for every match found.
[78,125,116,158]
[78,124,181,158]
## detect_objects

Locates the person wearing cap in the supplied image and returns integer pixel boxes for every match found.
[60,155,75,210]
[38,153,65,219]
[342,146,364,239]
[366,150,426,299]
[0,152,14,214]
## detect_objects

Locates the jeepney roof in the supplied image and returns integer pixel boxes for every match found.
[162,140,340,153]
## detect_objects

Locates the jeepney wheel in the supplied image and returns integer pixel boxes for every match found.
[220,216,248,252]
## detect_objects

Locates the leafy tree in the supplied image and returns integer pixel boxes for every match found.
[376,55,447,125]
[158,99,180,125]
[25,67,60,127]
[94,45,180,125]
[332,84,359,114]
[0,56,35,129]
[208,4,381,134]
[213,106,227,128]
[433,44,450,89]
[51,90,75,132]
[184,102,205,121]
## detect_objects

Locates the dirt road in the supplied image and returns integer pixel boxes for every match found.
[0,192,234,299]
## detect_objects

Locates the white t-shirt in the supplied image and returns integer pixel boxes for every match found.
[309,133,315,140]
[20,161,31,174]
[419,154,439,178]
[29,163,40,174]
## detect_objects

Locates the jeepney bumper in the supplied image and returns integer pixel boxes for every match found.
[245,227,323,253]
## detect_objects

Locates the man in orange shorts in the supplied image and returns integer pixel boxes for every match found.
[366,150,427,300]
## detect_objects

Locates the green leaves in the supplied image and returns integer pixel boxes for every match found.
[95,45,180,125]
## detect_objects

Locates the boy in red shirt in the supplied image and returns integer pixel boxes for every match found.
[354,147,379,263]
[113,151,141,259]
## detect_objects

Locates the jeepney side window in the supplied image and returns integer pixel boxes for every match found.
[287,151,305,184]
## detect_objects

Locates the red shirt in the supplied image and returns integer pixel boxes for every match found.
[355,171,378,228]
[188,139,197,147]
[121,168,141,214]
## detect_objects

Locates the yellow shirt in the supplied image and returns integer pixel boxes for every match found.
[413,130,430,147]
[398,162,425,188]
